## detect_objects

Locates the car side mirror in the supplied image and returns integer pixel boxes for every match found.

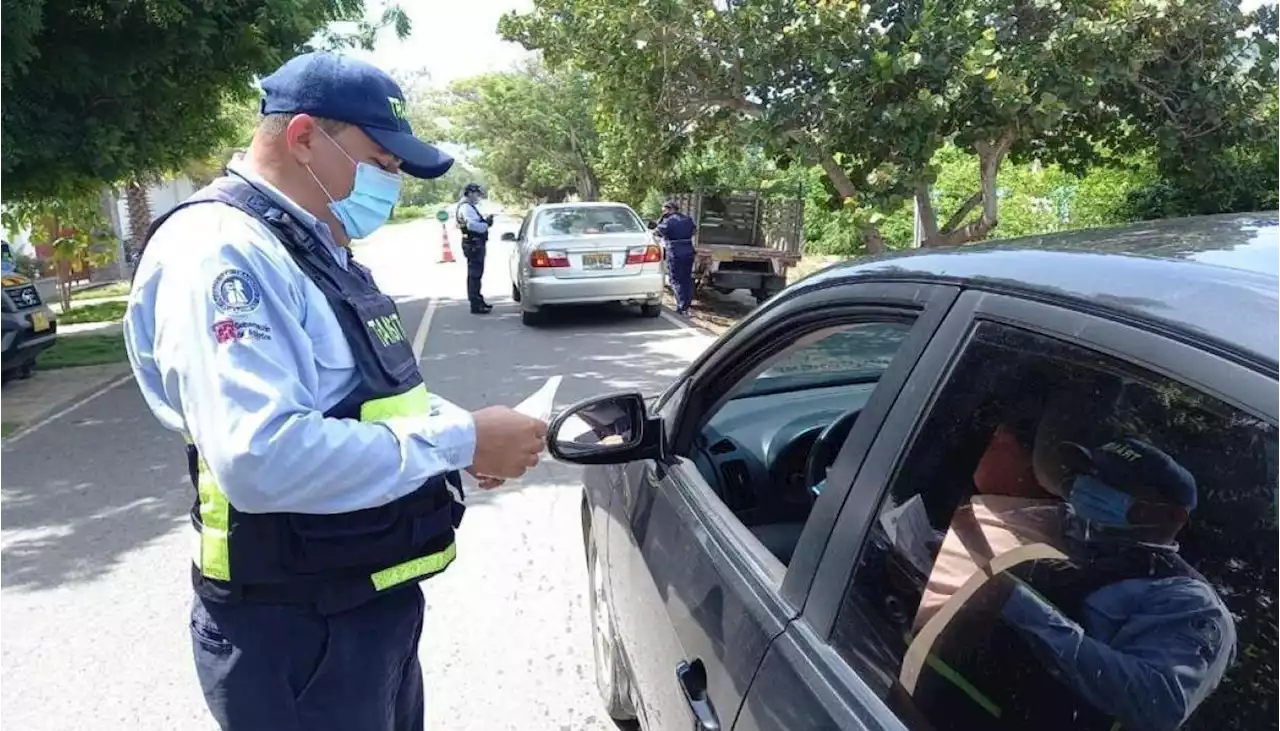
[646,219,658,230]
[500,232,517,242]
[548,392,664,465]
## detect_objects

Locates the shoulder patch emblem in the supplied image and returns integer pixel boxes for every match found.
[211,268,262,315]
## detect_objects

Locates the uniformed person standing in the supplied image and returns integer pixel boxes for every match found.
[455,183,493,314]
[655,199,698,315]
[123,51,547,731]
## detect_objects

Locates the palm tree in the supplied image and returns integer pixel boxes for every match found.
[125,176,153,262]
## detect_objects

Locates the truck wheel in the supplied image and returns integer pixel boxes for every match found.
[521,309,542,327]
[640,303,662,318]
[752,288,771,304]
[511,283,522,302]
[18,362,35,379]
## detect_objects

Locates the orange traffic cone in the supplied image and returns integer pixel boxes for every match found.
[439,227,457,264]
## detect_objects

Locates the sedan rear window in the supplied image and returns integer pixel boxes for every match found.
[534,207,644,237]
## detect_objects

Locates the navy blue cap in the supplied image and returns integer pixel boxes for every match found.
[1069,437,1198,510]
[260,52,453,180]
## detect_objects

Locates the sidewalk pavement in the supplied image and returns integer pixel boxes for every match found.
[1,362,133,438]
[2,318,129,437]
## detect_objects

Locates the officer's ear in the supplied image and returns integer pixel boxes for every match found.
[284,114,323,166]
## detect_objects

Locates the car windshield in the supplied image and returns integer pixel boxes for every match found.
[736,321,913,398]
[534,206,644,237]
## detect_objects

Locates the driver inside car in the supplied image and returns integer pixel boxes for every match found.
[899,430,1236,731]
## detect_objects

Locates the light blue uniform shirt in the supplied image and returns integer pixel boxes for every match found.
[457,198,488,235]
[124,160,476,515]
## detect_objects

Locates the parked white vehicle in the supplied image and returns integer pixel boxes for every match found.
[505,202,666,326]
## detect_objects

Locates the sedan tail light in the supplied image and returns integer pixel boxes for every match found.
[625,245,663,265]
[530,249,570,268]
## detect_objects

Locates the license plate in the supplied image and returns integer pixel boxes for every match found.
[30,311,49,332]
[711,249,735,262]
[582,253,613,270]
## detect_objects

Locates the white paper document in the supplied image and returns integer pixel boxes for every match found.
[879,493,936,576]
[514,376,561,423]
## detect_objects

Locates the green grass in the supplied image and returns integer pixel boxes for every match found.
[71,282,131,301]
[59,300,127,325]
[1,421,19,438]
[389,205,430,223]
[37,334,129,370]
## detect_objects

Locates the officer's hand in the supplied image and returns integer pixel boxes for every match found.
[466,467,506,490]
[471,406,548,479]
[483,215,495,225]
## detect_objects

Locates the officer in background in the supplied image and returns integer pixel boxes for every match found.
[455,182,493,314]
[655,199,697,315]
[123,51,546,731]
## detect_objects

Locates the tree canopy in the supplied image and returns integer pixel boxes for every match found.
[443,61,605,203]
[501,0,1278,250]
[1,0,409,202]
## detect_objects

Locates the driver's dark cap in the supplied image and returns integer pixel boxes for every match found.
[1062,437,1197,509]
[661,200,679,211]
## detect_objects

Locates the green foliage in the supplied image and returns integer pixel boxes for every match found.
[443,62,603,204]
[502,0,1277,249]
[1,0,411,202]
[72,282,132,301]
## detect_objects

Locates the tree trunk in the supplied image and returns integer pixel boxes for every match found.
[933,132,1016,247]
[864,225,887,255]
[576,167,600,202]
[125,177,154,262]
[915,184,941,246]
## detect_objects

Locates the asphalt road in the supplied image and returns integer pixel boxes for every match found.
[0,215,714,730]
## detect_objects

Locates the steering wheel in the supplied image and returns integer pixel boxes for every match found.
[804,408,862,497]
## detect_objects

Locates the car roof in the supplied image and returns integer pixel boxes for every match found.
[532,201,637,212]
[801,212,1280,368]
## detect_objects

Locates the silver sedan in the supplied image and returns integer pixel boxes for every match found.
[505,202,666,326]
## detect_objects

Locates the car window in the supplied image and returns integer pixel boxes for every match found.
[690,319,917,568]
[828,321,1277,731]
[741,321,913,397]
[516,214,530,241]
[534,206,644,236]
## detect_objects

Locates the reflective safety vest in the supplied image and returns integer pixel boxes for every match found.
[903,543,1205,731]
[141,175,464,614]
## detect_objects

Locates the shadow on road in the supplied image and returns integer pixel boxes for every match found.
[1,380,191,592]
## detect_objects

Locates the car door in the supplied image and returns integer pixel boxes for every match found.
[734,290,1279,731]
[508,213,530,289]
[606,281,960,731]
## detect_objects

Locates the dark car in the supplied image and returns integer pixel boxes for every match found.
[1,242,58,381]
[548,212,1279,731]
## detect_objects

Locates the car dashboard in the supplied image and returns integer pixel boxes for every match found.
[689,383,878,529]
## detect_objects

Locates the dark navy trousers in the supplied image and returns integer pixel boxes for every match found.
[191,586,425,731]
[462,241,486,306]
[668,247,695,312]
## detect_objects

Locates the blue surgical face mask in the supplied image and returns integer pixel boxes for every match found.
[307,129,402,239]
[1068,474,1134,526]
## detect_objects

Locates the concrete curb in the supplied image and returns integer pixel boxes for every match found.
[2,364,133,445]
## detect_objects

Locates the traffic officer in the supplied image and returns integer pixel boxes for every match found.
[455,183,493,314]
[123,51,547,731]
[655,199,697,315]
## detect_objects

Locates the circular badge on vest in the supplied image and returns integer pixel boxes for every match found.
[211,268,262,315]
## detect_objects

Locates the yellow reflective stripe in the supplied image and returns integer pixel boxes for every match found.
[185,433,232,581]
[359,383,431,422]
[925,654,1002,718]
[370,543,458,591]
